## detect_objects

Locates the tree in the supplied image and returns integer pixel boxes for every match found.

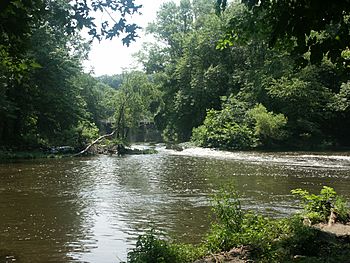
[0,0,142,48]
[0,0,144,148]
[144,2,244,142]
[217,0,350,66]
[146,0,190,58]
[0,0,142,130]
[97,74,124,89]
[0,0,142,97]
[111,71,161,141]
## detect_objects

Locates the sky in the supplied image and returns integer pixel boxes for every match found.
[83,0,175,76]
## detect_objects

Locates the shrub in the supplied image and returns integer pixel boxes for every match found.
[211,187,243,233]
[291,186,349,224]
[192,109,256,150]
[191,97,289,150]
[248,104,288,146]
[127,229,202,263]
[205,187,281,258]
[127,229,178,263]
[205,187,244,251]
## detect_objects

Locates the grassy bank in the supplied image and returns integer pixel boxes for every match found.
[126,187,350,263]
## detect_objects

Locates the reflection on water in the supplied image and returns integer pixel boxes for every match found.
[0,147,349,262]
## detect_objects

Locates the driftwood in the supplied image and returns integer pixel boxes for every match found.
[328,209,337,226]
[73,92,130,157]
[73,129,116,156]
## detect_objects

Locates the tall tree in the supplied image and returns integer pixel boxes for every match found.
[0,0,143,147]
[111,71,161,141]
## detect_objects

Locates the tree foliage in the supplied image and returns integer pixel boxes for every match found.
[218,0,350,67]
[248,104,287,146]
[0,0,143,149]
[110,71,161,141]
[2,0,350,150]
[142,1,350,149]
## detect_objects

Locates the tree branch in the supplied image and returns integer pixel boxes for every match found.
[73,129,117,156]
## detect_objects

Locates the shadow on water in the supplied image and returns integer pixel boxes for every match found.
[0,147,349,262]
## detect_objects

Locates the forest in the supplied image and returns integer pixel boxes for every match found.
[1,0,349,152]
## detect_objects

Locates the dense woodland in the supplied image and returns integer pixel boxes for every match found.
[1,0,349,151]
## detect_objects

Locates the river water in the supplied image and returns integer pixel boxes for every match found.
[0,146,349,262]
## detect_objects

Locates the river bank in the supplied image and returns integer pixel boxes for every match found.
[192,223,350,263]
[0,149,71,160]
[127,187,350,263]
[126,215,350,263]
[0,144,158,161]
[2,140,350,162]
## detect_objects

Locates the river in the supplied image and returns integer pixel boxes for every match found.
[0,146,349,262]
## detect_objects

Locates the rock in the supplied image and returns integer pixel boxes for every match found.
[116,144,158,155]
[303,217,312,226]
[314,222,350,237]
[165,143,183,151]
[193,246,253,263]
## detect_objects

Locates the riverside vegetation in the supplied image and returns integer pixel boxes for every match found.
[1,0,350,155]
[126,186,350,263]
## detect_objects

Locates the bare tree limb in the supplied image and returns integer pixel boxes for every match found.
[73,129,117,157]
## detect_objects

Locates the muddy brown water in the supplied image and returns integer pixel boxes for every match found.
[0,146,349,262]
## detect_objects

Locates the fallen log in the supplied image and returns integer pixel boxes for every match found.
[73,129,116,157]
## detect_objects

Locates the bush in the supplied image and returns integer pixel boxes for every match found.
[291,186,349,224]
[127,229,178,263]
[205,187,281,258]
[205,187,348,262]
[192,109,256,150]
[248,104,288,146]
[191,97,289,150]
[127,229,202,263]
[205,187,244,251]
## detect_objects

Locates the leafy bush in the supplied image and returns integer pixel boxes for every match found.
[205,187,348,262]
[274,215,320,259]
[192,109,256,150]
[205,187,282,258]
[127,229,202,263]
[77,120,99,144]
[191,98,289,150]
[205,187,244,251]
[57,120,99,148]
[127,229,178,263]
[211,187,243,233]
[291,186,349,223]
[248,104,288,146]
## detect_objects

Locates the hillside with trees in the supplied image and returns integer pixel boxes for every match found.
[1,0,349,152]
[138,0,350,150]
